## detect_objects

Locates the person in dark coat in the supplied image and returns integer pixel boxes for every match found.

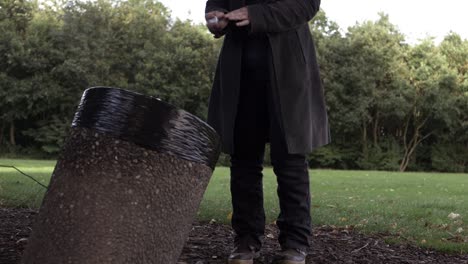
[205,0,330,263]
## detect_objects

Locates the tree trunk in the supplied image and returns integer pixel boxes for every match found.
[9,121,16,146]
[362,120,368,159]
[400,135,418,172]
[400,116,410,171]
[399,117,431,172]
[373,112,379,146]
[0,121,4,145]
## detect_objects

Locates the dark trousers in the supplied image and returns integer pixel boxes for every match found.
[230,34,311,252]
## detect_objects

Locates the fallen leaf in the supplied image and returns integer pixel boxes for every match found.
[448,213,461,220]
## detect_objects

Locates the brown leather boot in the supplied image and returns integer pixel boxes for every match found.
[273,248,307,264]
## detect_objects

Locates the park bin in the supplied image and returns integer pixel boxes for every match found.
[21,87,221,264]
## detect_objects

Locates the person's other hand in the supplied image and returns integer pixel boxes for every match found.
[225,7,250,27]
[205,11,228,38]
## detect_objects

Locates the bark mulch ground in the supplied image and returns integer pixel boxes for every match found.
[1,208,467,264]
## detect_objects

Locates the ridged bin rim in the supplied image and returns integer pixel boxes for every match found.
[71,87,221,169]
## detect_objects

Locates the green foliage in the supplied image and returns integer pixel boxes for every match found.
[0,0,217,154]
[431,144,468,173]
[22,116,70,154]
[357,140,402,171]
[309,144,358,169]
[310,11,468,172]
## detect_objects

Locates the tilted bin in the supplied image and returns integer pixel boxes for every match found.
[22,87,221,264]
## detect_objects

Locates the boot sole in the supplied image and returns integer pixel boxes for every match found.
[275,260,305,264]
[227,260,253,264]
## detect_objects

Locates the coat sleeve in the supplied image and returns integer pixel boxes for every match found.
[248,0,320,33]
[205,0,229,13]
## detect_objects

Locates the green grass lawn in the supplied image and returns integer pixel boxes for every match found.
[1,158,467,253]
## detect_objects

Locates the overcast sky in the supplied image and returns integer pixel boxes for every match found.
[159,0,468,44]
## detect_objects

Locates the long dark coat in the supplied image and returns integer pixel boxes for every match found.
[206,0,331,154]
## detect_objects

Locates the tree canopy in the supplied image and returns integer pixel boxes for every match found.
[1,0,467,172]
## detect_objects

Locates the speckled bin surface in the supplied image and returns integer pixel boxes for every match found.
[21,88,220,264]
